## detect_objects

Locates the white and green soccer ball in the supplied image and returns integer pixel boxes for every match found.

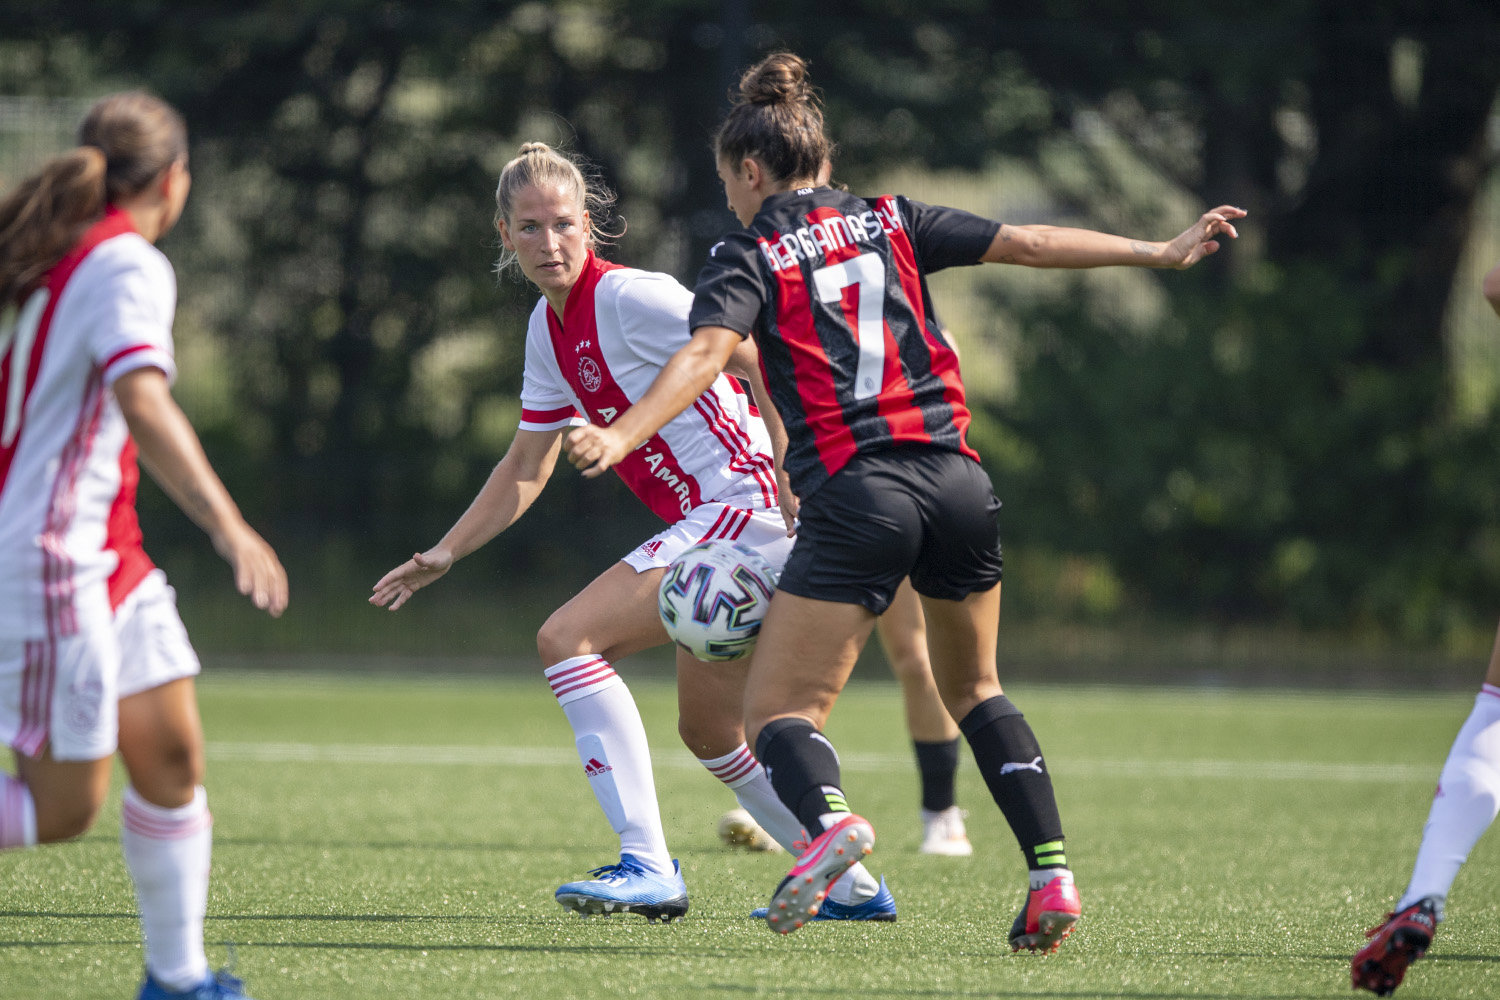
[658,540,778,662]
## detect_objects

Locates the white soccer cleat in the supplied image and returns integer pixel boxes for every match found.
[717,807,783,852]
[919,806,973,856]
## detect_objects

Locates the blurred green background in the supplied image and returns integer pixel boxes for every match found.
[3,2,1499,682]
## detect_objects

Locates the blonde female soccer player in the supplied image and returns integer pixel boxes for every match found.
[0,92,287,1000]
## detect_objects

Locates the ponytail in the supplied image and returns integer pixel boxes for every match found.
[0,146,107,307]
[714,52,833,186]
[0,90,186,308]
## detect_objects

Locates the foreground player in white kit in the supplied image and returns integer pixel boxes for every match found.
[1351,261,1500,997]
[0,93,288,1000]
[371,142,892,922]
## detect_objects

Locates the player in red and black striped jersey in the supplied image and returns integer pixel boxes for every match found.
[690,188,991,502]
[564,52,1243,945]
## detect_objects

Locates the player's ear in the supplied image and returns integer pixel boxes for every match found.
[740,157,762,189]
[496,218,514,250]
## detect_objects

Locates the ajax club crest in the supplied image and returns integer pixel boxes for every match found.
[578,356,603,392]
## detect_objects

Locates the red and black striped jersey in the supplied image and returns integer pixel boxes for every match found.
[689,187,998,500]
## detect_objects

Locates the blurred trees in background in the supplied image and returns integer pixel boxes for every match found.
[1,1,1498,650]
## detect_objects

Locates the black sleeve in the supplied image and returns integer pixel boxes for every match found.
[688,231,765,338]
[899,196,1001,274]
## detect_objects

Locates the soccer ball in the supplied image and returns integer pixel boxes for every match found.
[716,807,782,852]
[658,540,778,662]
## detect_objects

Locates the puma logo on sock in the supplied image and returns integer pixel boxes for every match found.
[1000,755,1044,776]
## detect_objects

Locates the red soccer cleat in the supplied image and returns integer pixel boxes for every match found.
[1351,899,1438,996]
[1008,871,1081,954]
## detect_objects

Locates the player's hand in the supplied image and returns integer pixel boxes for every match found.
[777,472,800,537]
[215,521,288,617]
[370,546,454,611]
[1163,205,1246,269]
[564,424,631,478]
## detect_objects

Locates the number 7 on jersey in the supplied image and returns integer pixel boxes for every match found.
[812,252,886,401]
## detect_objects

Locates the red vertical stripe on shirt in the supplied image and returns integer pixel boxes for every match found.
[877,196,976,459]
[765,237,857,481]
[106,436,152,610]
[547,255,703,523]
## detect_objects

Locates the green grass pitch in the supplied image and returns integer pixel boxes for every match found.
[2,672,1496,999]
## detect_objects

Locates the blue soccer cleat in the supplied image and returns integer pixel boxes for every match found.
[751,874,896,922]
[137,968,256,1000]
[555,853,690,922]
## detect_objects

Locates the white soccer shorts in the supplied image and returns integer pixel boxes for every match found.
[622,502,795,576]
[0,569,201,761]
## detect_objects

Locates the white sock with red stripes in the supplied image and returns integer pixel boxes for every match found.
[1398,683,1500,918]
[121,785,212,991]
[698,743,879,905]
[545,655,674,876]
[0,773,38,849]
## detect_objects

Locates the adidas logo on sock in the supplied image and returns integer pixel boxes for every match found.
[584,757,613,777]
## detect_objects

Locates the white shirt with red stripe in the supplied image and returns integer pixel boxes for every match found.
[0,208,175,640]
[517,252,778,523]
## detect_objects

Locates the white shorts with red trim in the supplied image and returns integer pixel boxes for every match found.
[0,569,200,761]
[621,502,794,576]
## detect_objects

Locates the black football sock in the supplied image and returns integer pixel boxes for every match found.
[913,738,960,812]
[755,717,850,837]
[960,695,1067,871]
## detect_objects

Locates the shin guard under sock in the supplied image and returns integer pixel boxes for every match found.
[960,695,1066,870]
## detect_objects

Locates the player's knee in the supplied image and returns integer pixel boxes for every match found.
[33,793,103,843]
[536,612,584,664]
[884,648,927,683]
[678,714,738,758]
[932,671,999,720]
[152,738,205,792]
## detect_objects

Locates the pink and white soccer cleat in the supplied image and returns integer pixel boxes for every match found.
[763,814,875,935]
[1008,870,1081,954]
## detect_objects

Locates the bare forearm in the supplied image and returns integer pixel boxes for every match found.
[126,393,248,544]
[438,460,547,561]
[437,431,560,561]
[606,338,726,451]
[986,205,1244,271]
[986,224,1165,268]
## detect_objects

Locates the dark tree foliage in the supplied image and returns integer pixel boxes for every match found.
[1,1,1497,641]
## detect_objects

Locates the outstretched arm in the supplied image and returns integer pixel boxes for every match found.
[1484,262,1500,318]
[564,325,743,478]
[983,204,1246,270]
[113,367,288,617]
[371,426,563,610]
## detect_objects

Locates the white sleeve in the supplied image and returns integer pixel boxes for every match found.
[74,235,178,386]
[608,271,695,370]
[517,303,582,431]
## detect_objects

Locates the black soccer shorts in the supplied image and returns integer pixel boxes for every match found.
[776,445,1003,614]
